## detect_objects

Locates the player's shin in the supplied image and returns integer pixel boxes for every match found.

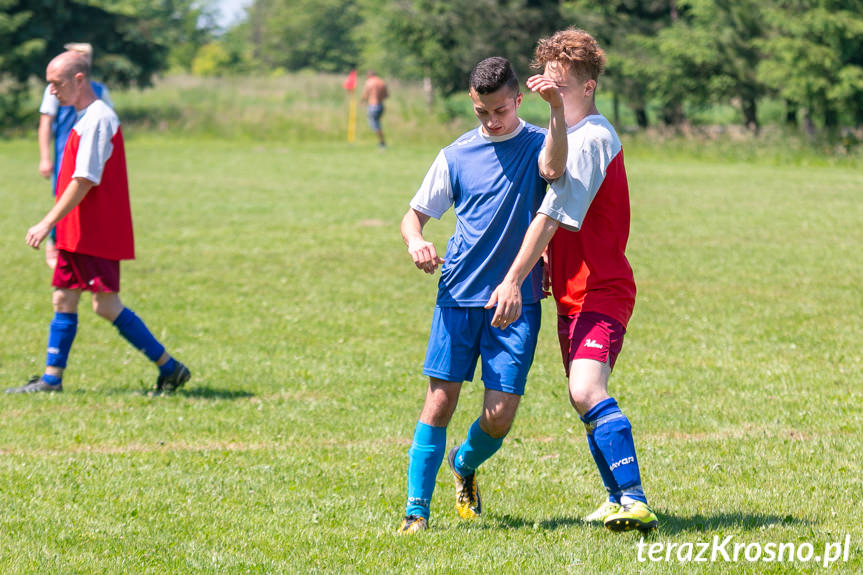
[405,421,446,518]
[453,418,505,477]
[44,312,78,383]
[583,398,646,505]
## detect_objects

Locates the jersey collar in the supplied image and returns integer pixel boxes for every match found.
[477,119,525,142]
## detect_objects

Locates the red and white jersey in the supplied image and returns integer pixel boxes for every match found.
[538,114,636,327]
[56,99,134,261]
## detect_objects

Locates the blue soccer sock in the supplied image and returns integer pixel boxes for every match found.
[585,429,622,504]
[42,373,62,386]
[158,357,178,377]
[453,418,505,477]
[46,312,78,370]
[405,421,446,519]
[582,397,646,505]
[113,307,166,364]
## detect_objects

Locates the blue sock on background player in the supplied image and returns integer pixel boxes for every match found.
[582,397,646,505]
[113,308,176,375]
[453,418,505,477]
[44,312,78,385]
[406,421,446,519]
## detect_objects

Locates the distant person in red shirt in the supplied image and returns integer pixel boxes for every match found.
[486,29,657,533]
[7,51,190,394]
[361,70,388,148]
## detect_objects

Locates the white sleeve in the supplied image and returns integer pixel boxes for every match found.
[538,144,606,231]
[73,116,114,185]
[99,86,114,109]
[409,150,453,219]
[39,86,58,116]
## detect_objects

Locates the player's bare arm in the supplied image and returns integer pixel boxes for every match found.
[527,74,567,180]
[26,177,94,249]
[486,213,559,327]
[401,208,444,274]
[38,114,54,178]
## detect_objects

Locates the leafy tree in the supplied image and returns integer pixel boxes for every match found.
[648,0,766,130]
[0,0,44,123]
[246,0,361,72]
[758,0,863,131]
[376,0,561,98]
[562,0,677,128]
[1,0,208,123]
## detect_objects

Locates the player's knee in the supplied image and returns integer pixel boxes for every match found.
[52,290,78,313]
[481,410,514,438]
[568,388,596,415]
[92,296,122,321]
[420,393,458,427]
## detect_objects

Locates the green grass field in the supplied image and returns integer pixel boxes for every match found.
[1,79,862,573]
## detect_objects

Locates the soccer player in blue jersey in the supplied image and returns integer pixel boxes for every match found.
[397,56,567,534]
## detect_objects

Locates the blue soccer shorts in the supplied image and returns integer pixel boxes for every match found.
[367,104,384,131]
[422,303,541,395]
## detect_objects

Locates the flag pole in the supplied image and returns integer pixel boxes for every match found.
[343,69,358,143]
[347,96,357,143]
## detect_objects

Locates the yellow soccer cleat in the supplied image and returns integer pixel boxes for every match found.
[447,446,481,519]
[583,500,622,523]
[397,515,428,535]
[604,501,658,533]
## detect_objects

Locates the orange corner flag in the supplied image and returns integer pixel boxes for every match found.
[343,69,357,91]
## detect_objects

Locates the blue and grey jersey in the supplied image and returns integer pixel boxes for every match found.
[410,120,548,307]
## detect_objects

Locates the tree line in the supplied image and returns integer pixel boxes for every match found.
[2,0,862,133]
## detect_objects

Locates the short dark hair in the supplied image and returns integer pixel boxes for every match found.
[469,57,519,96]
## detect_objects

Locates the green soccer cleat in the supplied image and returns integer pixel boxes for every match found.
[446,446,481,519]
[583,500,622,523]
[603,501,658,533]
[397,514,428,535]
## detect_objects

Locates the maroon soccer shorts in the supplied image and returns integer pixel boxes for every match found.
[52,250,120,293]
[557,311,626,375]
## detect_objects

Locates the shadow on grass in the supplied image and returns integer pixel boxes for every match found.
[466,513,587,531]
[656,512,811,535]
[120,385,255,400]
[459,512,810,535]
[177,386,255,400]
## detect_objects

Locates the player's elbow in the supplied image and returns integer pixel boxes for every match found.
[540,163,564,181]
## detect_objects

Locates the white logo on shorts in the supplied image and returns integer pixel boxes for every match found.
[584,339,604,350]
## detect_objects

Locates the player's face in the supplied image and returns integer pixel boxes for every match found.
[46,66,80,107]
[470,86,523,137]
[544,61,595,101]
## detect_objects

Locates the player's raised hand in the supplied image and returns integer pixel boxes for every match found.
[408,238,444,274]
[527,74,563,109]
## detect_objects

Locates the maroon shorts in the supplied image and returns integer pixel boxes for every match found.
[557,311,626,375]
[52,250,120,293]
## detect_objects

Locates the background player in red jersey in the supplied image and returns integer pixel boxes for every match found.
[486,29,658,533]
[7,51,190,394]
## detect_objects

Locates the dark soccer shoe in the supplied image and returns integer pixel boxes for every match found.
[5,376,63,394]
[156,362,190,393]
